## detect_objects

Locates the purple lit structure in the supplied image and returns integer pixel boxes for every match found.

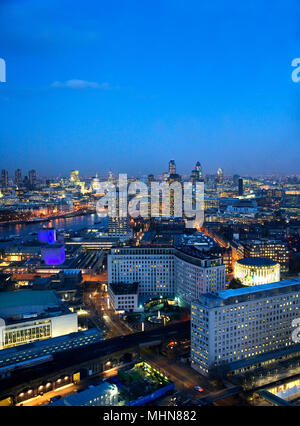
[38,228,56,244]
[41,244,65,266]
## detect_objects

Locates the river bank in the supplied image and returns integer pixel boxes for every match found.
[0,211,103,241]
[0,209,96,227]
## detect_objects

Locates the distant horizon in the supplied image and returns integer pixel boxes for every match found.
[1,166,300,180]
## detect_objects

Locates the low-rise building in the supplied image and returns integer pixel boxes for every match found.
[234,257,280,286]
[108,282,139,313]
[49,382,118,406]
[0,290,78,349]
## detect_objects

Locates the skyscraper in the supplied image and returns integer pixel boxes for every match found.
[15,169,22,187]
[191,161,203,182]
[1,169,8,188]
[168,159,176,175]
[233,174,240,186]
[238,177,244,196]
[195,161,203,180]
[216,168,223,183]
[28,169,37,188]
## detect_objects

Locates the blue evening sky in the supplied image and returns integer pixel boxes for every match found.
[0,0,299,177]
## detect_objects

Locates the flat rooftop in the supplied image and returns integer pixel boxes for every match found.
[49,381,117,406]
[0,290,59,311]
[109,282,138,295]
[236,257,278,267]
[0,329,103,369]
[0,290,71,323]
[218,279,300,299]
[198,278,300,307]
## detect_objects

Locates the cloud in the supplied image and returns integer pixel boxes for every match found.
[51,79,111,90]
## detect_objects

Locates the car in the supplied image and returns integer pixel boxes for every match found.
[194,386,204,393]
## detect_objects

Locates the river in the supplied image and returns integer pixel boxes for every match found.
[0,213,103,239]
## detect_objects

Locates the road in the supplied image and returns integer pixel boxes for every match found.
[141,347,243,406]
[83,284,134,338]
[0,321,190,396]
[141,347,213,404]
[102,310,134,338]
[198,385,242,404]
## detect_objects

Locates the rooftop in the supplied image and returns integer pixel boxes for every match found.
[216,278,300,299]
[176,246,222,263]
[220,341,300,378]
[0,329,103,369]
[109,282,139,295]
[197,278,300,307]
[0,290,59,311]
[49,381,117,406]
[236,257,279,267]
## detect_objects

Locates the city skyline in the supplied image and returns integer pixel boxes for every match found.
[0,0,299,176]
[1,164,300,181]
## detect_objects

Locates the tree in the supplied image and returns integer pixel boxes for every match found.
[228,278,245,289]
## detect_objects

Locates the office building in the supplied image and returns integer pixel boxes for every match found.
[28,169,37,188]
[169,159,176,175]
[108,246,225,304]
[109,247,175,298]
[238,178,244,196]
[191,161,203,183]
[175,247,226,305]
[191,278,300,376]
[108,216,132,241]
[108,282,139,313]
[15,169,22,187]
[242,240,289,274]
[1,170,8,189]
[233,174,240,186]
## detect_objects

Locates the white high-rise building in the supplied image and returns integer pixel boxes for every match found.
[191,279,300,376]
[108,246,226,301]
[176,248,225,305]
[108,247,175,297]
